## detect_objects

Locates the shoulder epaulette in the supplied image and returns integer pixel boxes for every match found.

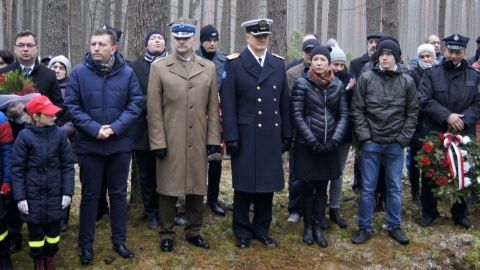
[272,53,284,60]
[226,53,240,60]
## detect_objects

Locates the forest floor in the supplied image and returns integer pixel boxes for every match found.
[8,150,480,269]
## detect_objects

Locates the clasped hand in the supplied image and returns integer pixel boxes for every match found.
[96,125,115,139]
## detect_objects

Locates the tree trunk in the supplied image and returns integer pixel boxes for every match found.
[11,0,17,47]
[103,0,111,25]
[438,0,446,45]
[33,0,41,44]
[3,0,10,49]
[381,0,398,37]
[327,0,338,39]
[213,0,218,27]
[189,0,201,18]
[178,0,184,17]
[315,0,322,41]
[267,0,287,57]
[234,0,251,52]
[304,0,314,34]
[70,0,84,66]
[23,0,32,30]
[46,0,68,56]
[366,0,381,34]
[220,0,231,53]
[114,0,123,31]
[199,0,205,28]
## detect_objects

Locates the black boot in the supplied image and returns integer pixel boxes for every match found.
[45,256,56,270]
[0,255,12,270]
[313,197,328,248]
[301,197,314,246]
[329,208,347,229]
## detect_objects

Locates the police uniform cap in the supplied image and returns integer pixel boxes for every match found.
[170,17,197,38]
[443,34,469,50]
[241,19,273,36]
[102,24,123,41]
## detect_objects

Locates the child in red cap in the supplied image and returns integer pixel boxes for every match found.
[11,95,75,269]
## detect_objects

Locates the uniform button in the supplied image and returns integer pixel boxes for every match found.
[189,124,193,128]
[189,105,193,109]
[275,123,279,127]
[189,84,193,89]
[258,123,262,128]
[258,98,262,102]
[188,144,192,148]
[273,98,277,102]
[273,85,276,89]
[257,86,260,90]
[258,111,262,115]
[275,111,278,114]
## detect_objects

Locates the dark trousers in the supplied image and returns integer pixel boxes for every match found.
[207,160,222,203]
[0,196,9,256]
[232,190,273,239]
[421,174,468,219]
[98,167,109,213]
[27,221,60,259]
[5,193,23,248]
[353,154,387,197]
[134,150,159,219]
[302,181,328,198]
[78,153,131,249]
[158,194,204,240]
[288,147,302,214]
[408,146,421,195]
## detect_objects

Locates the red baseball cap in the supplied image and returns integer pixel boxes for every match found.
[26,95,62,116]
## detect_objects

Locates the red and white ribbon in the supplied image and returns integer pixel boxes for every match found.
[443,133,465,190]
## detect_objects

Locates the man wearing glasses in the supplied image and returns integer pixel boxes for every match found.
[0,30,63,256]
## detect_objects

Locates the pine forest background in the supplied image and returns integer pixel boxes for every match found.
[1,0,479,69]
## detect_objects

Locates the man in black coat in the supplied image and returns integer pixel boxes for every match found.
[0,30,63,255]
[349,31,384,79]
[220,18,293,249]
[418,34,480,230]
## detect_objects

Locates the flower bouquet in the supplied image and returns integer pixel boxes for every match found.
[0,69,40,110]
[415,132,480,204]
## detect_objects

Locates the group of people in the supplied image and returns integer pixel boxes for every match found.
[0,15,479,270]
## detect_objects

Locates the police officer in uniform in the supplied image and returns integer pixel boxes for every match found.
[220,19,293,249]
[418,34,480,229]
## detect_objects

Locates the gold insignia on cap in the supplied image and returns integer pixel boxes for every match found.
[259,20,267,27]
[454,34,459,41]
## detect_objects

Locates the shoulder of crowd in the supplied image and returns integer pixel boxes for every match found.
[226,53,240,60]
[271,53,284,60]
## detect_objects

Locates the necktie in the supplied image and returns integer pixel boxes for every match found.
[258,58,262,66]
[24,67,31,78]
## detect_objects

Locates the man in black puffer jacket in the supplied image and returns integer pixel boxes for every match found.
[351,40,418,246]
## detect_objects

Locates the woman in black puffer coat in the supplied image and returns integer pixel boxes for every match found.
[291,46,348,248]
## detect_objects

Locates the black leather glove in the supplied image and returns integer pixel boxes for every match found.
[226,140,239,157]
[207,145,222,155]
[325,140,339,152]
[152,148,167,159]
[282,139,292,153]
[313,143,326,155]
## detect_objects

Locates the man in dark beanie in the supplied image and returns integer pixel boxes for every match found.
[195,24,227,217]
[351,37,418,245]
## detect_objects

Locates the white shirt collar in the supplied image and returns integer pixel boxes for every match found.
[247,45,267,67]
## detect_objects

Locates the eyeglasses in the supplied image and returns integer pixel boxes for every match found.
[14,43,37,49]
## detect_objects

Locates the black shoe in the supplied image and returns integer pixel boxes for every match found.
[148,218,159,229]
[60,219,69,232]
[352,227,371,244]
[388,227,410,245]
[329,208,347,229]
[186,235,210,249]
[254,235,277,248]
[319,214,329,230]
[302,228,314,246]
[208,202,226,216]
[236,238,250,249]
[80,248,94,265]
[174,216,187,226]
[454,217,474,229]
[113,244,134,259]
[160,239,173,252]
[418,215,438,227]
[412,194,422,206]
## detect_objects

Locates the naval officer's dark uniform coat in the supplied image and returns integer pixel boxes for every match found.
[220,48,293,193]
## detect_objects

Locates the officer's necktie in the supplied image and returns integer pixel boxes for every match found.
[24,67,31,78]
[258,58,262,66]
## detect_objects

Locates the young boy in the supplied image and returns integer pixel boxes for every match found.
[11,95,75,270]
[0,110,14,270]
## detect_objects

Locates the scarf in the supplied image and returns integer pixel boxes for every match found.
[310,69,334,89]
[144,50,168,63]
[91,54,115,76]
[200,46,216,61]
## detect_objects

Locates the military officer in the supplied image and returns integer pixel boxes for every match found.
[220,18,293,249]
[147,17,221,252]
